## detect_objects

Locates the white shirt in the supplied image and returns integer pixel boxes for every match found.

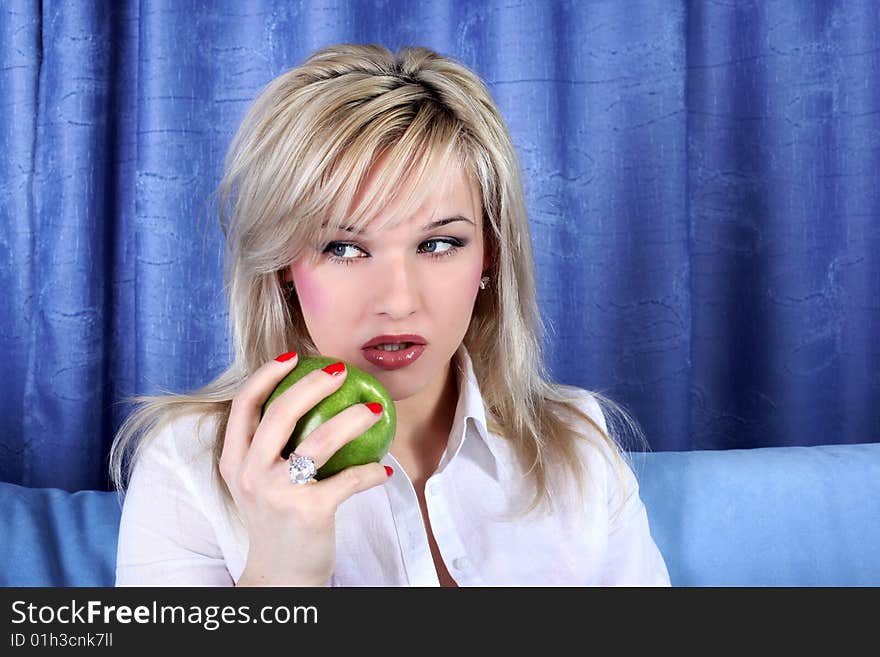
[116,345,670,586]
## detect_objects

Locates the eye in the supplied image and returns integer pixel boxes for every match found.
[322,238,466,266]
[419,239,461,256]
[325,243,366,261]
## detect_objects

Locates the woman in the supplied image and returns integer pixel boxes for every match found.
[110,44,670,586]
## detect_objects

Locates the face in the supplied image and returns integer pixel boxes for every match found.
[286,157,491,402]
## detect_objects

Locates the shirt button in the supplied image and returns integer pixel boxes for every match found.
[452,557,470,571]
[427,482,440,497]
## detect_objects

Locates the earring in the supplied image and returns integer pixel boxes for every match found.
[479,275,490,290]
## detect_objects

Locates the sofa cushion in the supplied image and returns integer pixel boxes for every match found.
[631,443,880,586]
[0,481,121,586]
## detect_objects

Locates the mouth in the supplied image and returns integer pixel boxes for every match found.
[360,334,428,371]
[360,334,428,350]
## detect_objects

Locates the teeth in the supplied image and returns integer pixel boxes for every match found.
[375,343,414,352]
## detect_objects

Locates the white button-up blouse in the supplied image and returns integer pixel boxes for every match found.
[116,346,670,586]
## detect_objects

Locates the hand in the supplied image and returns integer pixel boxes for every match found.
[220,352,391,586]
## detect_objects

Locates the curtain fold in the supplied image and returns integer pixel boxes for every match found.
[687,2,880,448]
[1,0,876,491]
[1,4,40,484]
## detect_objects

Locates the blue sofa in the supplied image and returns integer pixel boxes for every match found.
[2,443,879,587]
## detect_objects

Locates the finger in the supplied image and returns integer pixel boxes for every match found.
[318,462,392,509]
[247,361,348,468]
[294,401,384,469]
[221,351,299,476]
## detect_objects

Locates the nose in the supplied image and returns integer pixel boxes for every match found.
[372,255,419,319]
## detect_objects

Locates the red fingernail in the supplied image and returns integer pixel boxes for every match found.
[322,361,346,376]
[384,465,394,477]
[275,351,297,362]
[366,402,383,415]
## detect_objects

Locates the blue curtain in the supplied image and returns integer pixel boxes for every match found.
[1,0,877,492]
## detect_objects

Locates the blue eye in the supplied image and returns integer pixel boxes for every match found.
[322,238,465,266]
[326,243,362,260]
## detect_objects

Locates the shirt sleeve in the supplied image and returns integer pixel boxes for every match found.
[115,415,234,586]
[578,393,671,587]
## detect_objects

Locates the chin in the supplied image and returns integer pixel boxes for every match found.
[366,359,436,401]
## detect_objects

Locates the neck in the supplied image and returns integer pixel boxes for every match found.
[391,358,459,454]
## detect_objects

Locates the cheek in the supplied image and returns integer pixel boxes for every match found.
[439,260,484,321]
[464,256,486,297]
[290,263,324,317]
[470,263,484,290]
[435,260,482,301]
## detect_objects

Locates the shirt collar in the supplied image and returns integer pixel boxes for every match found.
[439,344,514,480]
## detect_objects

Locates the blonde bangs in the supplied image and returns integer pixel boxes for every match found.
[300,94,465,265]
[225,65,476,274]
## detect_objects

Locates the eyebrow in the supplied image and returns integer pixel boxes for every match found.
[323,215,475,235]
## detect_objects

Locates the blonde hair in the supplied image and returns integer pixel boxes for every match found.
[109,44,645,517]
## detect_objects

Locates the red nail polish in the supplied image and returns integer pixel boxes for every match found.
[322,361,346,376]
[384,465,394,477]
[366,402,383,415]
[275,351,297,362]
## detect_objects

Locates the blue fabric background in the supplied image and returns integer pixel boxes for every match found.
[1,1,877,491]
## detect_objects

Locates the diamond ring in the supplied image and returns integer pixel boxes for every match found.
[288,452,317,485]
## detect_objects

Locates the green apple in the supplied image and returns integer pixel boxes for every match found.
[262,355,396,479]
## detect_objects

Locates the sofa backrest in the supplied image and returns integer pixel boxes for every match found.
[1,443,878,586]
